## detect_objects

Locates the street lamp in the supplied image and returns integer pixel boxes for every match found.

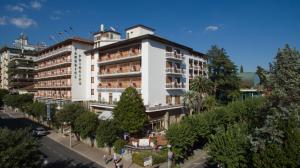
[167,144,173,168]
[63,121,72,148]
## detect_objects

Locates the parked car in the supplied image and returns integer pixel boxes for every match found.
[32,127,48,136]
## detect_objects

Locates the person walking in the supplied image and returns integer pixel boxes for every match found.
[103,154,107,164]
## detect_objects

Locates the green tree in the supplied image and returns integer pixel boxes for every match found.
[184,76,214,113]
[251,45,300,167]
[207,45,240,103]
[240,65,244,73]
[0,128,43,168]
[96,120,120,154]
[208,123,250,168]
[113,87,148,135]
[31,102,46,122]
[0,89,9,106]
[166,123,197,163]
[256,66,268,86]
[55,103,86,128]
[74,111,98,146]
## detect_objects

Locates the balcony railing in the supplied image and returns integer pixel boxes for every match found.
[36,47,72,62]
[98,86,141,92]
[193,66,202,70]
[35,83,71,88]
[166,82,185,89]
[98,68,141,77]
[165,68,185,75]
[35,71,72,80]
[166,52,184,60]
[36,59,72,71]
[35,94,71,100]
[98,52,141,65]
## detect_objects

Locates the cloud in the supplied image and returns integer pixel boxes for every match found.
[31,1,42,9]
[6,5,24,12]
[205,25,219,32]
[50,10,71,20]
[50,16,61,20]
[10,16,37,28]
[0,16,7,25]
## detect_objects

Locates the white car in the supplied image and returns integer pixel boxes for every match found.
[33,127,48,136]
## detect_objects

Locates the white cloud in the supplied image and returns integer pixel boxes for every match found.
[50,10,71,20]
[6,5,24,12]
[205,25,219,31]
[50,16,60,20]
[0,16,7,25]
[10,16,37,28]
[31,1,42,9]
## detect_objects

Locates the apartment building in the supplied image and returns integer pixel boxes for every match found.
[0,34,41,93]
[86,25,208,130]
[34,37,93,106]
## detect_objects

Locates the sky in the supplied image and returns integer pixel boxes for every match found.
[0,0,300,71]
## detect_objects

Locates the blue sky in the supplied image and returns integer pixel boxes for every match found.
[1,0,300,71]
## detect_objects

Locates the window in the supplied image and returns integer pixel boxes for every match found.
[175,96,180,105]
[91,53,94,59]
[166,46,172,52]
[91,65,94,71]
[91,77,94,83]
[91,89,94,95]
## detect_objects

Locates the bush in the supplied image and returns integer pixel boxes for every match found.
[113,139,126,154]
[132,151,167,166]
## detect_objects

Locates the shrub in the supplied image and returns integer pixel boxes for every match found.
[132,151,167,166]
[113,139,126,154]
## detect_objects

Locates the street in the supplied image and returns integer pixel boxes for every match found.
[0,110,103,168]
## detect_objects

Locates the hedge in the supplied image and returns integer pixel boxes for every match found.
[132,150,167,166]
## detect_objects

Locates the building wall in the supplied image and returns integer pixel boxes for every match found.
[71,42,93,101]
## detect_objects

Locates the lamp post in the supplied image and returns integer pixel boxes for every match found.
[63,121,72,148]
[167,144,173,168]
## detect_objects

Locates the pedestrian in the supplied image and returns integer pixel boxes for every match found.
[103,154,107,164]
[113,153,118,168]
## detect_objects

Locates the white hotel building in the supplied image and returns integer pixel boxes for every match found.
[85,25,208,129]
[34,37,93,106]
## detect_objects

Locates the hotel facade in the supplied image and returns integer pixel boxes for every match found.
[34,37,93,106]
[85,25,208,129]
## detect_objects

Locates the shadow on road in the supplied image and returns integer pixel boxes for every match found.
[44,159,98,168]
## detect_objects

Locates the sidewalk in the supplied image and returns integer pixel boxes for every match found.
[48,131,141,168]
[3,109,141,168]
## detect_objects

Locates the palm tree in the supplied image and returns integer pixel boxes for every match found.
[184,76,214,114]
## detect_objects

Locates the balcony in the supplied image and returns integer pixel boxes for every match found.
[36,46,72,62]
[98,87,141,93]
[166,82,185,90]
[98,53,141,65]
[36,59,72,71]
[35,83,71,89]
[35,71,72,80]
[166,52,184,61]
[193,66,202,70]
[98,69,141,78]
[165,68,185,75]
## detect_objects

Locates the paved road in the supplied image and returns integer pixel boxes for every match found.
[0,110,103,168]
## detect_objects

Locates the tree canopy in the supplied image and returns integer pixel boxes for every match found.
[55,103,86,127]
[207,45,240,103]
[74,111,98,140]
[113,87,148,135]
[0,128,43,168]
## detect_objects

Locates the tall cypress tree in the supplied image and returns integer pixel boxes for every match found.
[207,45,240,103]
[240,65,244,73]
